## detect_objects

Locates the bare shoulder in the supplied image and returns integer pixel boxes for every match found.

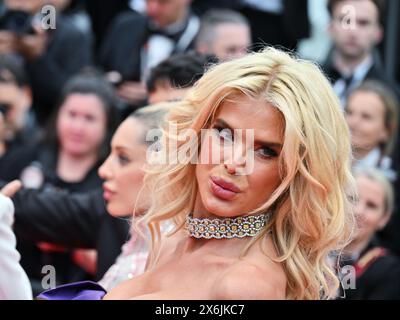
[211,260,287,300]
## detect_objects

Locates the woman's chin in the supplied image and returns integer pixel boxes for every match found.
[62,143,88,155]
[107,204,130,218]
[202,199,242,218]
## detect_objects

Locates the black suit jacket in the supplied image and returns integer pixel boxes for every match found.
[192,0,310,44]
[282,0,310,42]
[12,188,130,280]
[98,10,198,82]
[84,0,130,50]
[99,10,146,81]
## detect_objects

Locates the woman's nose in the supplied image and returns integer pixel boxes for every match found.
[224,163,237,175]
[98,156,113,180]
[223,141,247,175]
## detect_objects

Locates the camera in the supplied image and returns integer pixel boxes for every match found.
[0,103,11,116]
[0,9,35,35]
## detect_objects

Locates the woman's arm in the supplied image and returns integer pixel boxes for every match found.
[0,193,32,299]
[12,188,106,248]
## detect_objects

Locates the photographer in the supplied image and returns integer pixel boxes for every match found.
[0,0,92,126]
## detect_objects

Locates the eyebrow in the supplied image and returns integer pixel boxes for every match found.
[113,145,134,152]
[213,118,283,149]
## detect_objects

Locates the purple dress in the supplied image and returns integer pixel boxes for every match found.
[37,281,107,300]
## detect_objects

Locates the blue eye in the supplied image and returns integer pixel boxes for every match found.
[256,147,278,159]
[117,154,131,165]
[213,125,233,143]
[219,129,233,142]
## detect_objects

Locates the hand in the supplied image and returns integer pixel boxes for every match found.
[117,81,148,105]
[1,180,22,198]
[0,31,17,55]
[16,25,48,60]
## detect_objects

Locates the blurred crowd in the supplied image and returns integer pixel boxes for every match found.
[0,0,400,299]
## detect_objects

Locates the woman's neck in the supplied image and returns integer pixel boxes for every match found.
[192,194,214,219]
[192,193,244,220]
[57,149,98,183]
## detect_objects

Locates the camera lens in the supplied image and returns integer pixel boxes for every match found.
[0,10,32,35]
[0,103,11,116]
[10,11,30,34]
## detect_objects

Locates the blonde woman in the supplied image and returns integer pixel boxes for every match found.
[40,47,355,300]
[103,47,355,300]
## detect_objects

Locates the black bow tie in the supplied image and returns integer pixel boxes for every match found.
[146,27,173,39]
[329,66,354,87]
[145,19,186,42]
[343,74,354,87]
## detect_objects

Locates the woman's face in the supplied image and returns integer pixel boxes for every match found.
[353,175,389,242]
[57,93,107,157]
[195,95,284,217]
[345,91,389,154]
[98,117,149,217]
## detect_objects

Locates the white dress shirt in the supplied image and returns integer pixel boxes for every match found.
[242,0,284,14]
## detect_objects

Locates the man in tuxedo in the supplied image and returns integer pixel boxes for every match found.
[99,0,200,110]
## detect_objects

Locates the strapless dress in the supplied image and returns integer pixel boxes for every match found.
[37,281,106,300]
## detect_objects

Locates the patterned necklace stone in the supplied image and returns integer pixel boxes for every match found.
[186,213,270,239]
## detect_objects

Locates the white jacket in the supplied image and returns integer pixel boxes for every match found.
[0,194,32,300]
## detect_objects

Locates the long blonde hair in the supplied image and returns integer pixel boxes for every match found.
[138,47,356,300]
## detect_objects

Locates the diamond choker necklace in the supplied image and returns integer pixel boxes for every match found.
[185,213,270,239]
